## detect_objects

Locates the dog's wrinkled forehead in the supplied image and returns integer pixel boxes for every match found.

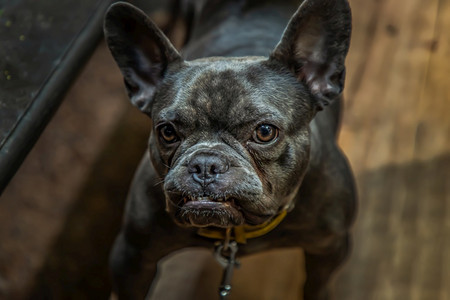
[152,58,311,130]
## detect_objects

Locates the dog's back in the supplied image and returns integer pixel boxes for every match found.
[178,0,298,58]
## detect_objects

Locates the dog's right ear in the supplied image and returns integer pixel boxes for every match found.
[270,0,351,111]
[104,2,182,113]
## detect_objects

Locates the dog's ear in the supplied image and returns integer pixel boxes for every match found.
[270,0,351,110]
[104,2,182,113]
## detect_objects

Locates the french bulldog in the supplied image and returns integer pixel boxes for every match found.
[104,0,357,299]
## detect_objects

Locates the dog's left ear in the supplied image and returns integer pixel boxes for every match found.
[270,0,351,110]
[104,2,182,113]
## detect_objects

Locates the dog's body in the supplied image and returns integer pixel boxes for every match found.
[104,0,357,299]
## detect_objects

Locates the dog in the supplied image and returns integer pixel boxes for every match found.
[104,0,357,299]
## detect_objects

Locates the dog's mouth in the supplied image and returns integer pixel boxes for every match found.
[172,195,272,228]
[174,196,244,228]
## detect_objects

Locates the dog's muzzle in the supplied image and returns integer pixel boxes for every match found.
[165,147,271,228]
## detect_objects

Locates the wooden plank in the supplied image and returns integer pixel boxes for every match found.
[415,0,450,160]
[336,0,450,299]
[340,0,440,173]
[443,179,450,300]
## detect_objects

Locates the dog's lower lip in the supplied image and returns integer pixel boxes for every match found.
[178,196,243,227]
[178,196,271,226]
[183,196,237,205]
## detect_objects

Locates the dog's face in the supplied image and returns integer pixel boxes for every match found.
[104,1,351,228]
[150,58,313,227]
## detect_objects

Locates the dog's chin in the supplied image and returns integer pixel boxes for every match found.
[172,196,273,228]
[175,197,245,228]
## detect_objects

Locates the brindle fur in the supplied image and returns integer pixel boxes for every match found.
[104,0,356,299]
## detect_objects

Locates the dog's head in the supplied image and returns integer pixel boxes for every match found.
[104,0,351,228]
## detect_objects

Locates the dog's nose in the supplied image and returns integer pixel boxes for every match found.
[188,154,229,186]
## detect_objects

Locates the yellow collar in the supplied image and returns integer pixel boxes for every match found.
[197,210,288,244]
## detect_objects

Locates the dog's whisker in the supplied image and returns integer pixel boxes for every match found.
[153,178,166,186]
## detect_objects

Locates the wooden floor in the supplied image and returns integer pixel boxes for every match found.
[0,0,449,299]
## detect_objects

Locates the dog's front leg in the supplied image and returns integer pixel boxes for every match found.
[303,234,350,300]
[109,154,184,299]
[109,230,157,299]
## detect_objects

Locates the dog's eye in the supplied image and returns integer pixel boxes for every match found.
[253,124,278,144]
[159,124,179,144]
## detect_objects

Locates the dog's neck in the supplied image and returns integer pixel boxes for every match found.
[183,1,297,59]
